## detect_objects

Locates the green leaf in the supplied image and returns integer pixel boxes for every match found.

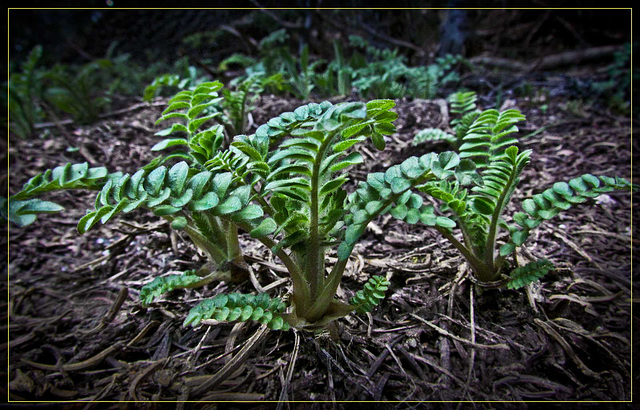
[216,196,242,215]
[190,192,219,211]
[371,133,386,150]
[151,138,189,151]
[231,204,264,221]
[390,177,411,194]
[250,218,278,238]
[320,177,348,196]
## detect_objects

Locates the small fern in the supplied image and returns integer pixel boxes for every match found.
[402,100,636,284]
[507,259,554,289]
[412,90,479,148]
[350,276,390,314]
[184,293,289,331]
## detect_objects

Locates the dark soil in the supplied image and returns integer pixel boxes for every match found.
[4,85,636,406]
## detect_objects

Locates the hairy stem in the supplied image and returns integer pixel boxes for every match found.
[436,226,493,281]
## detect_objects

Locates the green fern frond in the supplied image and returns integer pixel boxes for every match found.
[4,162,115,226]
[184,292,290,330]
[459,109,526,169]
[13,162,111,201]
[507,259,554,289]
[413,128,456,146]
[448,91,477,115]
[341,152,462,260]
[418,179,468,217]
[349,276,390,314]
[2,197,64,227]
[76,162,261,234]
[447,91,480,145]
[500,174,635,256]
[469,146,531,217]
[153,82,225,164]
[140,271,205,306]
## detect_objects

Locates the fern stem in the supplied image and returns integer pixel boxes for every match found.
[307,130,338,302]
[183,224,228,264]
[483,163,520,280]
[234,219,309,307]
[436,226,492,281]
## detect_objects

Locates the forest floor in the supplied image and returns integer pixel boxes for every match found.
[3,78,638,407]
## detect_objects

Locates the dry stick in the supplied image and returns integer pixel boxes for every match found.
[225,322,246,365]
[128,358,168,401]
[386,344,419,402]
[247,263,267,293]
[23,342,124,372]
[533,318,600,379]
[127,320,160,347]
[469,45,622,72]
[408,352,480,394]
[80,287,128,337]
[551,318,629,379]
[33,101,167,130]
[410,314,509,351]
[552,231,604,270]
[187,325,212,367]
[192,324,269,396]
[277,330,300,408]
[457,285,477,410]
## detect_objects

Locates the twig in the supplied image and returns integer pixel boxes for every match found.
[410,313,509,350]
[552,230,604,270]
[251,1,304,29]
[470,45,622,72]
[248,263,267,293]
[80,287,128,337]
[192,324,269,395]
[533,318,600,379]
[23,342,123,372]
[33,101,166,130]
[277,329,300,407]
[128,358,167,401]
[127,320,160,347]
[187,325,211,366]
[457,285,477,409]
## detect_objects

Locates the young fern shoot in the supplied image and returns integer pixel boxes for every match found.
[185,99,473,330]
[407,102,635,285]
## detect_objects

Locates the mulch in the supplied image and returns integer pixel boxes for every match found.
[3,87,636,406]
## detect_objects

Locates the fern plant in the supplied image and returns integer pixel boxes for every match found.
[4,89,417,330]
[184,99,477,329]
[413,90,479,147]
[405,104,635,285]
[4,81,261,303]
[8,45,46,138]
